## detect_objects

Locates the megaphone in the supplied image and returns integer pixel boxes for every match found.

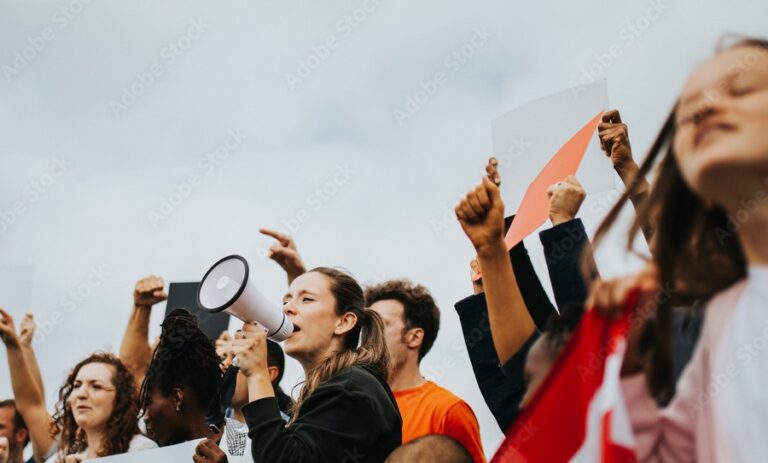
[197,254,293,341]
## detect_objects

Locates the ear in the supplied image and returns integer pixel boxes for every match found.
[334,312,358,336]
[171,388,184,412]
[15,427,28,446]
[267,365,279,383]
[405,327,424,351]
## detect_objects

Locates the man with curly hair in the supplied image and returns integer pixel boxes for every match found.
[365,280,486,463]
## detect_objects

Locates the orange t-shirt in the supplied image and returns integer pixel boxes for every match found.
[394,380,486,463]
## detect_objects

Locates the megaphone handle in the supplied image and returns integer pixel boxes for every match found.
[231,322,269,368]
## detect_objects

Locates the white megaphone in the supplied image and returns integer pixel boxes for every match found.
[197,254,293,341]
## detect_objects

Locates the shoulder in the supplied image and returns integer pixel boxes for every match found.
[701,278,748,341]
[323,365,388,392]
[128,434,159,452]
[423,381,463,404]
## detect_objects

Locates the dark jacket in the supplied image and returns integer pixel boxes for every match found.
[455,219,589,432]
[242,365,402,463]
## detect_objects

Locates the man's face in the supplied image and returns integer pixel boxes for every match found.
[520,335,557,409]
[369,299,413,371]
[0,407,26,458]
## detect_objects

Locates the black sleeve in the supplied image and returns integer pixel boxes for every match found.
[455,293,540,432]
[242,380,387,463]
[510,240,558,330]
[539,218,597,310]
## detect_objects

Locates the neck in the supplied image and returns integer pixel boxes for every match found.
[84,429,106,458]
[388,357,425,391]
[187,411,220,442]
[728,200,768,266]
[9,447,23,463]
[299,343,340,375]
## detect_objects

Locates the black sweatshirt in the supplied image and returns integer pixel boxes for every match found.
[242,365,402,463]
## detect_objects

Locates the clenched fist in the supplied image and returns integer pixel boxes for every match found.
[546,175,586,226]
[134,275,167,309]
[455,158,506,258]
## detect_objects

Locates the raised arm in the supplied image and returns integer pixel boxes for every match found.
[598,109,654,243]
[540,175,599,308]
[259,229,307,285]
[18,314,45,399]
[119,275,167,390]
[0,309,54,462]
[455,158,536,365]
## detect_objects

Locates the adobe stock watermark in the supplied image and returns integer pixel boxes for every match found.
[0,156,73,235]
[33,265,110,346]
[569,0,669,92]
[147,129,247,227]
[429,137,531,236]
[393,27,493,126]
[285,0,382,91]
[110,19,209,117]
[2,0,93,82]
[254,164,354,262]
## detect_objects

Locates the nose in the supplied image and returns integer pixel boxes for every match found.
[73,384,88,399]
[691,105,717,126]
[283,300,298,316]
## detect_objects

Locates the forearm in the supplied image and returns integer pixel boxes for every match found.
[247,371,276,403]
[22,345,45,399]
[476,241,536,365]
[119,305,153,388]
[5,345,53,457]
[617,162,654,242]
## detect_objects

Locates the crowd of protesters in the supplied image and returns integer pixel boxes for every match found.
[1,37,767,462]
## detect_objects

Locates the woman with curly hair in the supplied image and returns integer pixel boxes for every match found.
[0,308,156,462]
[47,353,156,462]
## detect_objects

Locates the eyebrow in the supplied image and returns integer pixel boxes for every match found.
[283,289,318,301]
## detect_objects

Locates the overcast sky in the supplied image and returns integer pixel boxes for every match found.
[1,0,766,454]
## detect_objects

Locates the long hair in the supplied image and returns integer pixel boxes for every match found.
[592,37,768,403]
[50,353,139,459]
[138,309,222,418]
[289,267,389,424]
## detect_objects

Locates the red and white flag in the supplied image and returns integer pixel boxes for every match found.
[492,291,639,462]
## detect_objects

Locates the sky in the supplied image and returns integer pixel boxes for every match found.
[1,0,766,455]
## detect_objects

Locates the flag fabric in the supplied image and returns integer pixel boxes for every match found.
[492,291,639,462]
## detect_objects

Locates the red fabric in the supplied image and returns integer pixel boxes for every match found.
[492,291,639,463]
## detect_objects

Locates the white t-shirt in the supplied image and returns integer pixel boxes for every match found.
[718,266,768,461]
[45,433,157,462]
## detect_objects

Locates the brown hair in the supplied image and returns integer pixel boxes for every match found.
[51,353,140,458]
[364,279,440,362]
[0,399,29,446]
[290,267,389,424]
[592,37,768,402]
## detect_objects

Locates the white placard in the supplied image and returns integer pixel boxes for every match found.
[491,79,614,212]
[89,439,203,462]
